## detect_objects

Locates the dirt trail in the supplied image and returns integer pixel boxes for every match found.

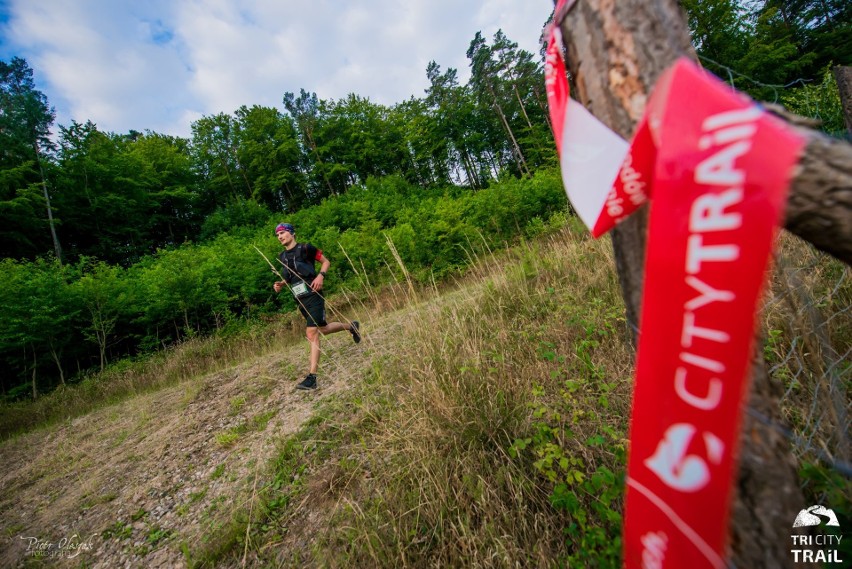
[0,309,399,568]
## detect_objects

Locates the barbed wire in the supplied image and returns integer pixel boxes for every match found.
[697,54,813,102]
[746,407,852,478]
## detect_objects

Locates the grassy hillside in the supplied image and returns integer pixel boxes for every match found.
[215,224,633,568]
[0,222,848,567]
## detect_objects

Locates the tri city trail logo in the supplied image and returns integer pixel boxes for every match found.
[790,505,844,564]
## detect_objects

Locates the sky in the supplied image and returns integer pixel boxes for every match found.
[0,0,555,139]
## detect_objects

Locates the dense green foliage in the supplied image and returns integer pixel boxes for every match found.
[1,30,553,268]
[0,28,559,399]
[1,4,849,399]
[0,57,59,260]
[0,170,567,399]
[681,0,851,133]
[0,11,848,568]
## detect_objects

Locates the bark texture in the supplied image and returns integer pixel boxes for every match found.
[558,0,694,337]
[834,65,852,136]
[786,133,852,266]
[554,1,843,567]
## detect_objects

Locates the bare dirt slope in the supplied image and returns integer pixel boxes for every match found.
[0,310,393,568]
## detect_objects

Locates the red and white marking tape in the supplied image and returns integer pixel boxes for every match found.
[545,3,805,567]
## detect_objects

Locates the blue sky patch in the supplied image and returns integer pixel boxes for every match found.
[148,19,174,45]
[0,0,551,138]
[0,0,12,59]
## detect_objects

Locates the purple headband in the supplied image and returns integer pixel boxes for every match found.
[275,223,295,235]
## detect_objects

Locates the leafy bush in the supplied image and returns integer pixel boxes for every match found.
[780,66,846,137]
[0,170,568,401]
[200,199,272,240]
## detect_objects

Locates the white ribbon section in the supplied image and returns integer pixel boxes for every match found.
[559,99,629,230]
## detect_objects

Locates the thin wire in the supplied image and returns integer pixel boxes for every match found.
[746,407,852,478]
[697,55,812,103]
[255,244,356,331]
[631,287,848,479]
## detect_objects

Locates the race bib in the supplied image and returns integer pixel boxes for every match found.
[290,281,310,297]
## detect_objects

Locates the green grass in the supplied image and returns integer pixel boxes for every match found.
[191,226,635,567]
[5,219,847,568]
[215,431,241,447]
[223,227,847,568]
[210,463,226,480]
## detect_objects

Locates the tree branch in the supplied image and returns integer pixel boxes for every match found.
[785,131,852,265]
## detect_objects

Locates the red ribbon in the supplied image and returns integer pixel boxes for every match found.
[545,8,805,568]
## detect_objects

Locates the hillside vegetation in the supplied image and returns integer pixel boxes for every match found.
[0,222,633,567]
[1,1,849,565]
[2,0,849,404]
[1,222,848,567]
[0,170,568,431]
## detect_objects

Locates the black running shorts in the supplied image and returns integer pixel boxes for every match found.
[297,292,327,328]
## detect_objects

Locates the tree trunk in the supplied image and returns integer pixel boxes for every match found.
[230,146,253,198]
[833,65,852,137]
[513,83,536,134]
[556,1,823,567]
[98,325,107,372]
[487,83,531,177]
[217,150,240,202]
[533,83,553,133]
[49,343,65,385]
[35,144,62,264]
[818,0,836,31]
[459,146,480,189]
[784,131,852,265]
[30,346,37,400]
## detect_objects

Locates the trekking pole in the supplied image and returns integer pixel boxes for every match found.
[252,246,360,382]
[253,245,328,332]
[254,244,360,334]
[253,244,286,282]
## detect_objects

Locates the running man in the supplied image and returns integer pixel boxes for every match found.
[272,222,360,390]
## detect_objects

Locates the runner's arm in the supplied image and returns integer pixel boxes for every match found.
[312,254,331,291]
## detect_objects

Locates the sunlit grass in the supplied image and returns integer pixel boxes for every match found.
[4,216,846,568]
[221,223,636,567]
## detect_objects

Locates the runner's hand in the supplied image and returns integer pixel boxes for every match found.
[273,281,285,293]
[311,274,324,292]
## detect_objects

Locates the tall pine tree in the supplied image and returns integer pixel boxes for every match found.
[0,57,61,261]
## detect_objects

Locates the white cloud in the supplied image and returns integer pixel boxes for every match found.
[1,0,554,138]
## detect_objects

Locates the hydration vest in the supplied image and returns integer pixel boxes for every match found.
[279,243,317,285]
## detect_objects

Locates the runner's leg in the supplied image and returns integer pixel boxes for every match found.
[306,326,321,374]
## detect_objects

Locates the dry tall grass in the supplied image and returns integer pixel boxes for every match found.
[240,226,849,568]
[763,234,851,510]
[245,224,636,568]
[5,217,845,567]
